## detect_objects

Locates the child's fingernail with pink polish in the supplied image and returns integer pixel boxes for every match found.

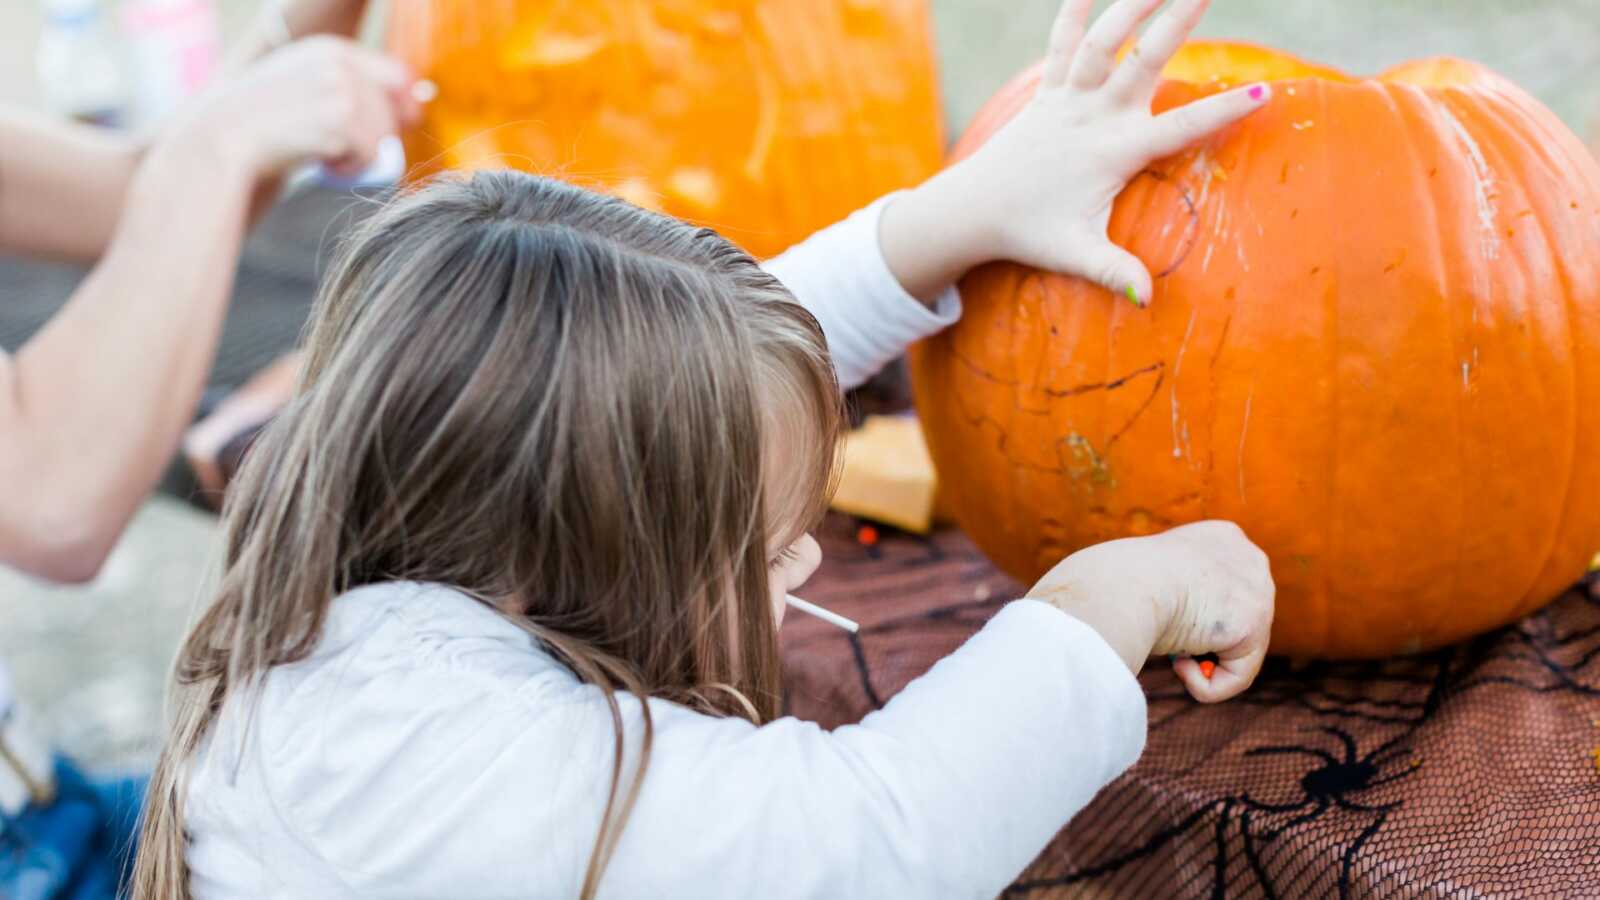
[1248,83,1268,101]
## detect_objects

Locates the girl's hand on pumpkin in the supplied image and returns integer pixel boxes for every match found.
[176,36,420,182]
[881,0,1270,306]
[1027,520,1275,703]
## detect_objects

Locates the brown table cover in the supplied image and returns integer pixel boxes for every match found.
[782,514,1600,898]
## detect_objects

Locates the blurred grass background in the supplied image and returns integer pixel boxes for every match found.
[0,0,1597,772]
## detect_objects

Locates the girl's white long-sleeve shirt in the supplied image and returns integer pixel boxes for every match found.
[184,198,1148,900]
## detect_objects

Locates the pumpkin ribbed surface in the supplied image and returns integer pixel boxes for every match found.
[387,0,944,258]
[910,42,1600,658]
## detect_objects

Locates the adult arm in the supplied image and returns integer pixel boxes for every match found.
[0,39,416,582]
[0,3,378,267]
[0,136,252,581]
[0,108,143,262]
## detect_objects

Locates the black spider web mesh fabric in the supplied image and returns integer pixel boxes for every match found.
[782,514,1600,898]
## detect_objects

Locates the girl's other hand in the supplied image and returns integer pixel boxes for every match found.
[1028,521,1275,703]
[173,36,421,181]
[881,0,1270,305]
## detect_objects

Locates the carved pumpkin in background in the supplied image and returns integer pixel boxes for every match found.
[910,42,1600,659]
[386,0,944,258]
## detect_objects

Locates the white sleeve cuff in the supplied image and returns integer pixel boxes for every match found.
[762,193,964,392]
[843,193,964,332]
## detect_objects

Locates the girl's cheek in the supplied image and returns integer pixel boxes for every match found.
[789,534,823,590]
[770,575,788,626]
[769,534,823,627]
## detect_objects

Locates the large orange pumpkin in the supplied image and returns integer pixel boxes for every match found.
[386,0,944,259]
[909,42,1600,658]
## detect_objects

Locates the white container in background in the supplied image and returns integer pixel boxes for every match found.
[36,0,127,125]
[121,0,221,130]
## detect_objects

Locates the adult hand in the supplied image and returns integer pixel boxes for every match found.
[175,36,420,181]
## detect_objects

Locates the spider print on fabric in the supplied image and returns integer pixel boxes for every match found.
[1237,727,1420,895]
[1003,726,1421,899]
[1241,727,1418,826]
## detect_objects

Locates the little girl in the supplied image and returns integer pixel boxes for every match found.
[135,0,1276,896]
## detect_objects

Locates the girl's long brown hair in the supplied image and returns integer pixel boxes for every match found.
[131,171,843,899]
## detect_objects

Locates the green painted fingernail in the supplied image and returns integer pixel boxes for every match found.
[1125,284,1142,307]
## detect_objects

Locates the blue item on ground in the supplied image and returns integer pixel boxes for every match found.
[0,757,147,900]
